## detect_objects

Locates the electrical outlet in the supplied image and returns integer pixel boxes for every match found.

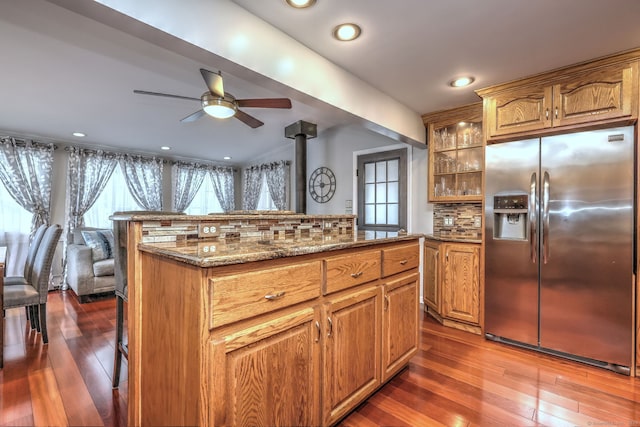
[443,216,454,227]
[473,216,482,228]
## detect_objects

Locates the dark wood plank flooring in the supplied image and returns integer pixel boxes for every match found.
[1,290,639,426]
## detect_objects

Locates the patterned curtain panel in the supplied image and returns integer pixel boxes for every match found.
[210,166,235,213]
[0,137,54,235]
[242,165,263,210]
[172,162,207,212]
[119,154,163,211]
[65,147,118,236]
[264,161,289,211]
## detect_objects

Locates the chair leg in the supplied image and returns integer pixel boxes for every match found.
[39,303,48,344]
[32,305,41,332]
[113,295,124,388]
[28,306,36,329]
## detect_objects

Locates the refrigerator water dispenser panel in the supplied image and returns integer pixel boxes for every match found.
[493,194,528,240]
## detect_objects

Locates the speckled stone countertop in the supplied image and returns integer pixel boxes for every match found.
[424,234,482,244]
[110,211,356,221]
[138,231,420,268]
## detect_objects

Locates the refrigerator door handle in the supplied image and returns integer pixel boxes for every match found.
[529,172,537,263]
[542,171,550,264]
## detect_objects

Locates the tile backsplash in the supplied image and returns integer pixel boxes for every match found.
[433,203,482,238]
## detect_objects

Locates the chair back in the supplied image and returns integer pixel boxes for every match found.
[23,224,48,279]
[112,211,182,301]
[31,224,62,303]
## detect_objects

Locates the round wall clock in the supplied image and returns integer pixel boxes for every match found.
[309,166,336,203]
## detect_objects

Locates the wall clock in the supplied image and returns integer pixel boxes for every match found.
[309,166,336,203]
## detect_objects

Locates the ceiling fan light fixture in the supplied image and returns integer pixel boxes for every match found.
[202,93,237,119]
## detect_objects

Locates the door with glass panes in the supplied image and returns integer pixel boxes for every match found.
[357,149,407,231]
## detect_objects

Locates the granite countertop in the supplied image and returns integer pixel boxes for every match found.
[110,211,356,221]
[138,231,420,268]
[424,234,482,244]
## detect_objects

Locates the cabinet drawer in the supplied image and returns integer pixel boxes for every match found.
[209,261,321,328]
[324,250,381,294]
[382,243,419,277]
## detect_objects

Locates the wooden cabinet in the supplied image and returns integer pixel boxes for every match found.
[211,306,322,427]
[423,103,484,203]
[132,234,420,427]
[423,239,440,313]
[479,58,639,140]
[423,239,481,334]
[323,285,382,425]
[441,243,480,327]
[382,271,419,382]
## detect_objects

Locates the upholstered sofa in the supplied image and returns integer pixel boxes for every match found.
[66,226,116,302]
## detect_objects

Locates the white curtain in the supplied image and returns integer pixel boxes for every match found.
[210,166,235,212]
[0,138,54,275]
[242,165,263,210]
[119,154,163,211]
[172,162,207,212]
[264,161,289,211]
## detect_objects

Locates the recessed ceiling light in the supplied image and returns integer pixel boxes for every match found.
[285,0,316,8]
[160,146,171,151]
[333,23,361,41]
[72,132,86,137]
[449,76,475,88]
[223,156,232,160]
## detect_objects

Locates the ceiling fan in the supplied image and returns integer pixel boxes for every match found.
[133,68,292,128]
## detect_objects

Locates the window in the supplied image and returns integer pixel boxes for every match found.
[357,148,407,231]
[184,175,224,215]
[84,165,141,229]
[256,175,277,210]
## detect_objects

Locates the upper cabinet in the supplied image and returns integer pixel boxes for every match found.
[477,51,639,141]
[423,103,484,203]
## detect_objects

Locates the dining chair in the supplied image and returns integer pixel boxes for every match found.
[3,224,62,343]
[4,223,48,329]
[111,211,181,388]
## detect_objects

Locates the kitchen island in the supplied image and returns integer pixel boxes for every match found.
[115,213,421,426]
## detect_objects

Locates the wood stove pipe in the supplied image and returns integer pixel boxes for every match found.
[285,120,317,214]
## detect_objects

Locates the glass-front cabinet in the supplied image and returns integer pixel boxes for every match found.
[423,103,483,202]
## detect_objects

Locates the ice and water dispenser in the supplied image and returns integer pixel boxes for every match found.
[493,194,528,240]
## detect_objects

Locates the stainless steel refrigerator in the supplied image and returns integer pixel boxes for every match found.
[484,126,635,374]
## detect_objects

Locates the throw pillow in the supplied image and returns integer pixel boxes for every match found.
[81,229,114,261]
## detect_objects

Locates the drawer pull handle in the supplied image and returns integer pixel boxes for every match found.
[351,271,363,278]
[264,291,286,301]
[327,317,333,337]
[400,260,408,265]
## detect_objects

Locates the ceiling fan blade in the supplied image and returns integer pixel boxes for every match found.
[133,90,200,102]
[180,109,206,123]
[200,68,225,98]
[234,110,264,128]
[236,98,292,109]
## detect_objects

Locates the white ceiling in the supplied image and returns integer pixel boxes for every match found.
[1,0,640,165]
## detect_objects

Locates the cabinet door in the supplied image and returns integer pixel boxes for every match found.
[382,271,419,381]
[441,243,480,325]
[553,63,636,127]
[323,285,382,426]
[210,307,321,427]
[486,86,552,137]
[423,242,440,312]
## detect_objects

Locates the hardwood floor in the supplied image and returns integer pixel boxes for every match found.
[2,290,639,426]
